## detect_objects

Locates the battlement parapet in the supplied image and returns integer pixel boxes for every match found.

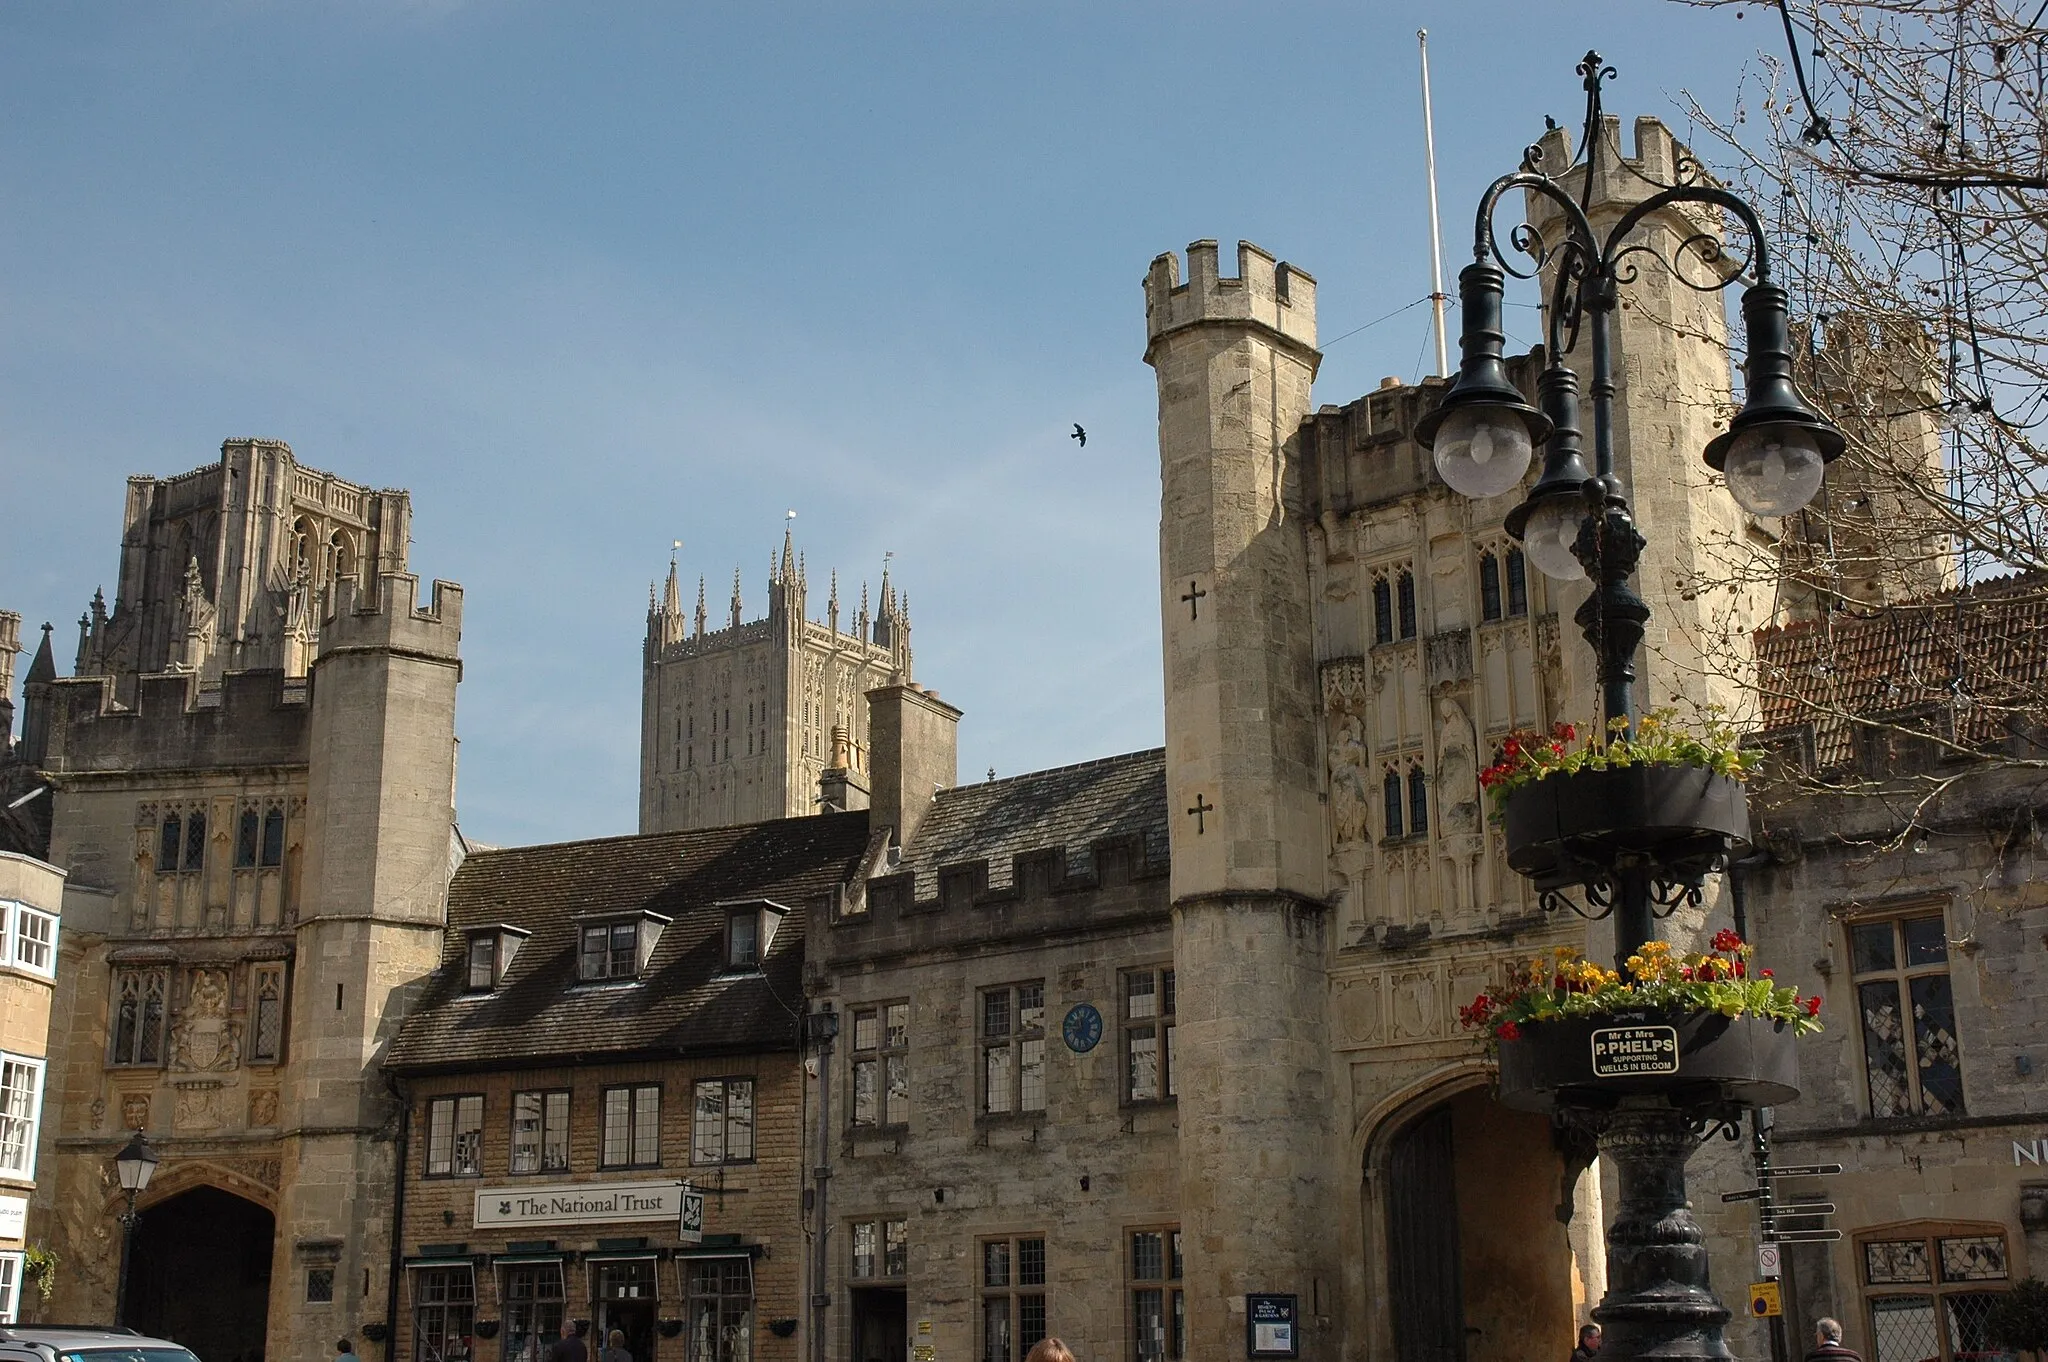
[650,618,776,662]
[831,832,1169,962]
[1531,115,1721,231]
[40,669,310,775]
[1144,239,1318,355]
[318,573,463,664]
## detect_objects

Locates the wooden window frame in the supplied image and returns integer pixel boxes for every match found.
[599,1083,662,1169]
[1121,967,1177,1107]
[509,1089,571,1175]
[980,981,1048,1117]
[1127,1225,1185,1362]
[1856,1221,2011,1362]
[691,1076,756,1166]
[978,1234,1047,1362]
[424,1094,485,1178]
[850,1000,910,1130]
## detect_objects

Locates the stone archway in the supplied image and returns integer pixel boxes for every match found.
[126,1185,275,1362]
[1367,1083,1590,1362]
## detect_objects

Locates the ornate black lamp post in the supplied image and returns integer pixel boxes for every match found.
[113,1129,159,1328]
[1417,55,1845,1362]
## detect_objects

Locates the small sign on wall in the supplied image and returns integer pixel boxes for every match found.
[1247,1294,1299,1359]
[0,1196,25,1241]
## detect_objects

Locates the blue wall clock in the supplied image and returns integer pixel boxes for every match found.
[1062,1002,1103,1054]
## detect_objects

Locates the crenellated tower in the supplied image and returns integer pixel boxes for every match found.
[639,533,923,833]
[1144,240,1339,1356]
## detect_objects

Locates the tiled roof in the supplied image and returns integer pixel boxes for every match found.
[900,748,1167,898]
[1754,571,2048,767]
[385,812,873,1073]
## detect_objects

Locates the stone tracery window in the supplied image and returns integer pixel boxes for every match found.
[109,968,169,1067]
[1383,769,1404,839]
[249,963,286,1064]
[1479,552,1503,622]
[235,810,260,868]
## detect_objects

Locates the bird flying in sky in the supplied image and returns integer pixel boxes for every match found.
[1071,424,1086,447]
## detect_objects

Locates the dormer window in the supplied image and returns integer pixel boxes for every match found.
[464,925,529,992]
[576,912,671,983]
[720,900,789,974]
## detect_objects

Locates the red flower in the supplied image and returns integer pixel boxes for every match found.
[1497,1021,1522,1041]
[1679,964,1696,981]
[1712,928,1745,953]
[1760,968,1774,979]
[1554,722,1578,742]
[1734,960,1747,978]
[1805,995,1822,1017]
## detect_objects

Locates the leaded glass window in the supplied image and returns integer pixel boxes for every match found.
[1131,1227,1185,1361]
[684,1257,753,1362]
[981,982,1046,1115]
[109,968,168,1067]
[981,1236,1045,1362]
[1863,1228,2010,1362]
[1851,913,1966,1117]
[412,1266,475,1362]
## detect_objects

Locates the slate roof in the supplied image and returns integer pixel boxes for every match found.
[1754,571,2048,767]
[899,748,1168,898]
[385,811,873,1074]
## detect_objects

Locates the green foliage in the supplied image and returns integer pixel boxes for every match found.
[1987,1278,2048,1357]
[22,1243,56,1309]
[1479,709,1761,808]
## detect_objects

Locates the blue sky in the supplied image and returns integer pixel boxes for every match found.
[1,1,1777,848]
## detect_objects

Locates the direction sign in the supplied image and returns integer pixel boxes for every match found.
[1722,1188,1770,1202]
[1757,1244,1782,1278]
[1770,1164,1844,1177]
[1749,1282,1784,1318]
[679,1185,705,1246]
[1778,1202,1838,1218]
[1772,1229,1845,1243]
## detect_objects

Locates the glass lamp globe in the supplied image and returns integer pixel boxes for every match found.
[1432,406,1535,499]
[1520,498,1588,581]
[1721,424,1827,516]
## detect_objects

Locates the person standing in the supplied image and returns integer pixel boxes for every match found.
[1806,1318,1864,1362]
[545,1321,588,1362]
[1024,1342,1075,1362]
[1571,1324,1602,1362]
[597,1329,632,1362]
[336,1339,362,1362]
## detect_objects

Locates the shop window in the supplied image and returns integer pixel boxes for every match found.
[1851,912,1966,1117]
[1129,1227,1185,1361]
[0,1058,40,1178]
[1861,1227,2010,1362]
[981,982,1047,1115]
[683,1257,753,1362]
[425,1095,484,1177]
[0,1251,18,1325]
[412,1265,475,1362]
[691,1078,756,1166]
[1122,967,1176,1104]
[511,1091,571,1174]
[1479,553,1503,622]
[109,968,169,1067]
[502,1262,564,1362]
[601,1084,661,1168]
[850,1219,907,1281]
[851,1001,909,1129]
[980,1236,1046,1362]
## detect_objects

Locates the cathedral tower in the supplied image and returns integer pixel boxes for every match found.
[1145,241,1339,1354]
[639,532,916,833]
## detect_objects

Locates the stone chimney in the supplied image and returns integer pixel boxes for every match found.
[819,725,870,813]
[866,684,960,849]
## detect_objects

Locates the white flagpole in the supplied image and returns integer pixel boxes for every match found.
[1419,29,1451,379]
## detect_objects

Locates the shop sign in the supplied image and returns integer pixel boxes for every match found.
[474,1179,691,1228]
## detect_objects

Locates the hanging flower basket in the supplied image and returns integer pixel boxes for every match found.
[1502,763,1751,889]
[1493,1009,1800,1113]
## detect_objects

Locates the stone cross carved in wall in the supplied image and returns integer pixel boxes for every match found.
[170,969,241,1074]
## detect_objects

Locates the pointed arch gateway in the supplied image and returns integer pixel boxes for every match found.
[123,1180,275,1362]
[1360,1071,1602,1362]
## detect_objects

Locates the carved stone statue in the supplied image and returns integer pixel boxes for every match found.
[171,969,240,1073]
[1436,698,1481,835]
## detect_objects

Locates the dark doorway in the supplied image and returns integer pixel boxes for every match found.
[128,1185,274,1362]
[850,1287,907,1362]
[1388,1105,1465,1362]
